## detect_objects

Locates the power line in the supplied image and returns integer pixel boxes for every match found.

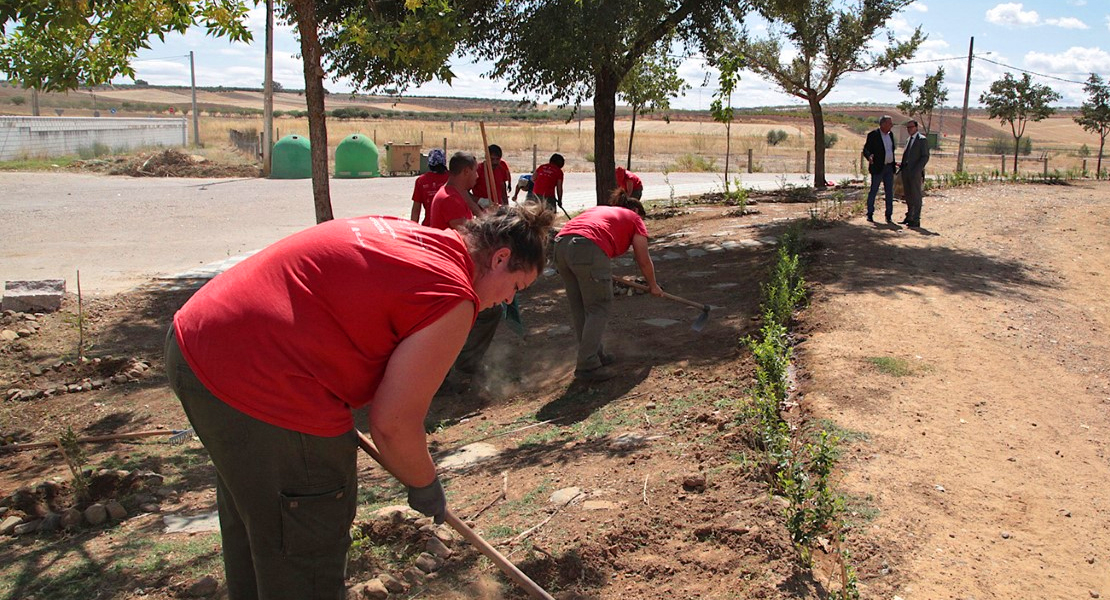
[132,54,191,63]
[975,56,1090,85]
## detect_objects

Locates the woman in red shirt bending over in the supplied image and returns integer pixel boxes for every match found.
[165,204,553,599]
[554,189,663,382]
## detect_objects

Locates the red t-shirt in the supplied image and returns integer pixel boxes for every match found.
[173,216,479,437]
[411,171,450,226]
[556,206,648,258]
[616,169,642,191]
[428,185,474,230]
[532,163,563,198]
[472,160,511,205]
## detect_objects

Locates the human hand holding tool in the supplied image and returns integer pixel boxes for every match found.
[407,478,447,524]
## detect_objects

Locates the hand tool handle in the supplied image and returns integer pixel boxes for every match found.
[612,276,709,311]
[354,430,555,600]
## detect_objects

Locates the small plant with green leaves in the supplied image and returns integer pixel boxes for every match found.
[766,128,788,146]
[58,426,90,503]
[866,356,913,377]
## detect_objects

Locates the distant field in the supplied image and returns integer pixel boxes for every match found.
[0,83,1102,176]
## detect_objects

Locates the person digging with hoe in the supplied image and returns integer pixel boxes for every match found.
[165,204,553,600]
[554,188,662,382]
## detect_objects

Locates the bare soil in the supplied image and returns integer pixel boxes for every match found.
[2,180,1109,599]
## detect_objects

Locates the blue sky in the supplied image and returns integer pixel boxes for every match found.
[122,1,1110,110]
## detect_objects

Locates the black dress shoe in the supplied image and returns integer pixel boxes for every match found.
[906,221,920,227]
[866,216,875,222]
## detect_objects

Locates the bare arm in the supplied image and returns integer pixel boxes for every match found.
[410,201,422,223]
[631,234,662,296]
[555,180,564,205]
[367,301,474,487]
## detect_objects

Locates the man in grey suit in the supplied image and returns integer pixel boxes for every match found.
[899,120,930,227]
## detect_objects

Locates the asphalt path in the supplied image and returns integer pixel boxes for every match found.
[0,170,846,294]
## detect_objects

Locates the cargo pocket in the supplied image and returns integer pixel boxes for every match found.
[279,485,352,557]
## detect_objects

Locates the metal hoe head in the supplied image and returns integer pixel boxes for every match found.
[691,306,711,332]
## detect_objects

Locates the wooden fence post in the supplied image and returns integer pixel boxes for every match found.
[747,148,753,174]
[806,150,811,174]
[1043,156,1048,176]
[1001,153,1006,175]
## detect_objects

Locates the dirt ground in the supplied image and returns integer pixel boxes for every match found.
[1,180,1109,599]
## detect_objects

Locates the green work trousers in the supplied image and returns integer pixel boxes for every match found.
[165,327,357,600]
[554,235,612,372]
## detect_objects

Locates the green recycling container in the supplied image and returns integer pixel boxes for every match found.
[270,134,312,179]
[334,134,381,178]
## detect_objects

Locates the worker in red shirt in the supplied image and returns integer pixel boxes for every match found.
[531,153,565,212]
[430,151,507,392]
[472,144,511,207]
[410,148,449,225]
[554,189,663,382]
[166,204,554,599]
[428,151,485,230]
[615,166,644,199]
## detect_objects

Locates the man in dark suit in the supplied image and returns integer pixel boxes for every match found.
[899,120,930,227]
[861,115,896,223]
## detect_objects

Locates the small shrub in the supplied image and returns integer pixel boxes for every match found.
[766,129,789,146]
[10,96,25,105]
[77,143,112,159]
[823,133,839,149]
[584,152,595,164]
[1078,144,1090,157]
[670,153,717,172]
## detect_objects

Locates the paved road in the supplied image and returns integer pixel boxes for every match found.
[0,170,846,295]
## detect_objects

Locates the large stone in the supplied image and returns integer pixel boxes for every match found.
[84,503,108,526]
[352,579,389,599]
[186,575,219,597]
[0,515,22,535]
[414,552,441,574]
[39,512,62,533]
[14,519,42,535]
[436,443,500,471]
[2,280,65,313]
[0,330,17,342]
[369,505,420,524]
[549,487,582,505]
[60,508,83,529]
[105,500,127,521]
[425,536,452,559]
[377,573,407,594]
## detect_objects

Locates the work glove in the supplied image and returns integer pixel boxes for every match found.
[407,477,446,524]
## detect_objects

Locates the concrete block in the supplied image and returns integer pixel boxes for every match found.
[3,280,65,313]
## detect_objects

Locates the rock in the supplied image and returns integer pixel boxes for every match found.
[2,279,65,313]
[14,519,42,535]
[682,474,707,492]
[414,552,441,574]
[436,442,500,470]
[105,500,127,521]
[29,366,43,376]
[1000,531,1012,539]
[186,575,219,597]
[84,503,108,526]
[60,508,83,529]
[111,374,129,384]
[135,471,165,487]
[140,503,160,513]
[433,525,456,544]
[0,330,17,342]
[582,500,617,511]
[125,369,143,380]
[1088,592,1100,599]
[39,512,61,533]
[361,579,390,599]
[90,379,106,390]
[550,487,582,505]
[378,573,406,594]
[425,536,452,559]
[1,515,22,535]
[5,388,21,401]
[0,507,7,517]
[402,566,426,585]
[15,329,32,337]
[369,505,419,524]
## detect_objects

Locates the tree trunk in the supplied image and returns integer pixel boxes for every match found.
[723,120,731,185]
[1013,137,1020,173]
[291,0,333,223]
[626,107,637,170]
[809,94,828,188]
[593,69,619,205]
[1097,135,1105,180]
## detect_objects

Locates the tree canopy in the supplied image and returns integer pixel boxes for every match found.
[1074,73,1110,179]
[732,0,923,187]
[0,0,253,92]
[618,40,689,170]
[898,66,947,133]
[979,72,1060,172]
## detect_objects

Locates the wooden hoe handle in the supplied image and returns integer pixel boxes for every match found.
[353,430,555,600]
[612,276,710,311]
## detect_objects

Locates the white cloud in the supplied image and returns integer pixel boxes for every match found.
[985,3,1040,27]
[1025,46,1110,75]
[908,2,929,12]
[1045,17,1088,29]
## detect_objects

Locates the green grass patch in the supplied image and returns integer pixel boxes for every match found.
[0,156,78,171]
[866,356,913,377]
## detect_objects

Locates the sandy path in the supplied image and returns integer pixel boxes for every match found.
[800,182,1110,599]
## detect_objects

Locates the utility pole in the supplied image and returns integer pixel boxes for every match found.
[262,0,275,176]
[189,51,200,147]
[956,36,974,174]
